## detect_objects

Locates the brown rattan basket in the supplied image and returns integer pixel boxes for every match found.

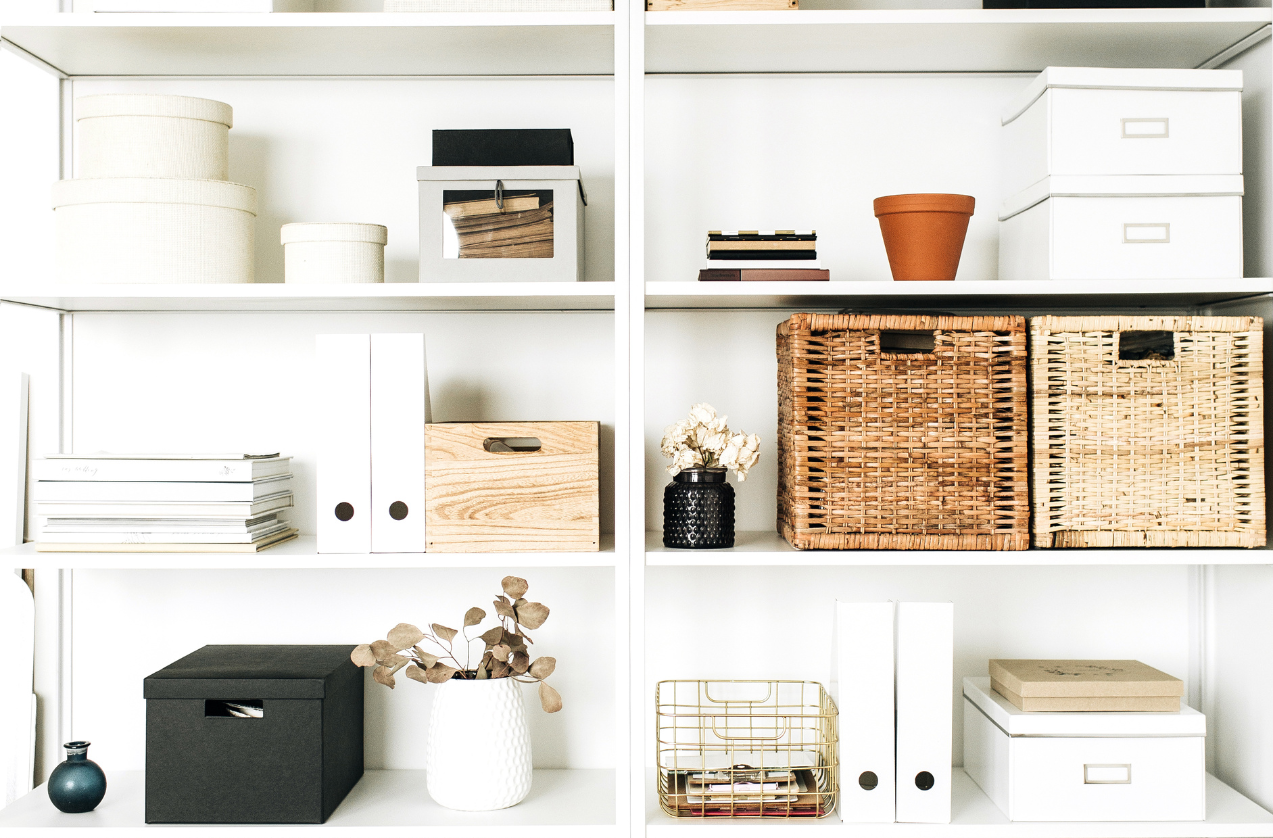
[777,313,1029,550]
[1031,315,1265,548]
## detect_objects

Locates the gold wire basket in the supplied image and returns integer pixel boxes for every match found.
[656,680,839,818]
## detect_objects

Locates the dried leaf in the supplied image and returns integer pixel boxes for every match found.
[464,607,486,627]
[511,650,530,674]
[479,626,504,646]
[491,660,511,679]
[432,624,458,643]
[539,681,563,713]
[529,656,556,680]
[478,650,495,671]
[351,644,377,667]
[491,644,511,662]
[502,576,529,599]
[387,622,425,651]
[382,652,409,668]
[476,666,490,680]
[372,665,396,689]
[426,664,458,683]
[516,602,550,630]
[498,595,511,606]
[500,628,522,646]
[370,639,395,660]
[514,598,527,609]
[404,664,430,684]
[415,649,439,668]
[493,598,515,618]
[388,659,407,676]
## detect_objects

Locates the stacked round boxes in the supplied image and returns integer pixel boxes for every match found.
[53,94,257,284]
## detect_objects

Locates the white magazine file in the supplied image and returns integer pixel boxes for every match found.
[895,601,954,824]
[370,334,432,553]
[833,600,896,823]
[316,335,372,554]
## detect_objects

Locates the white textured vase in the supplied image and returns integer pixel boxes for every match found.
[426,678,532,811]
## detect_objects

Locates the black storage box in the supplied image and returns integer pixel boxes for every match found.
[433,129,574,166]
[144,645,363,824]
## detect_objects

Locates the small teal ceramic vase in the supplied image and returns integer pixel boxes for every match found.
[48,741,106,813]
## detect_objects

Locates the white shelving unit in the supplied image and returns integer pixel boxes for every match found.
[1,5,1272,838]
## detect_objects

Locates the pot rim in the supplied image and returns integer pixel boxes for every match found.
[873,193,976,217]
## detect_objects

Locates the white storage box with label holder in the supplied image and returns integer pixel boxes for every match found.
[76,94,233,181]
[53,178,257,284]
[998,174,1242,281]
[962,676,1204,822]
[416,166,585,283]
[1001,67,1242,196]
[282,223,387,284]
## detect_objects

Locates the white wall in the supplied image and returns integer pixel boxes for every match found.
[70,76,615,285]
[72,566,614,771]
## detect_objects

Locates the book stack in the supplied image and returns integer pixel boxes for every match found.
[668,761,829,817]
[443,192,554,259]
[699,231,829,281]
[35,454,298,553]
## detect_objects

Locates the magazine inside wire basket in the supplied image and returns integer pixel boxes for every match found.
[656,680,839,818]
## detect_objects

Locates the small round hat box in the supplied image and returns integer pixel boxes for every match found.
[76,94,233,181]
[281,223,388,284]
[53,178,257,284]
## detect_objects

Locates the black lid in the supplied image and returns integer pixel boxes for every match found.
[144,645,357,700]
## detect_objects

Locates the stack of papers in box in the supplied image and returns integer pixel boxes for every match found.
[35,454,297,553]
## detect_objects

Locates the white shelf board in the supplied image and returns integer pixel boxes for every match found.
[0,282,617,313]
[1,534,616,569]
[645,279,1273,310]
[0,12,615,77]
[0,768,616,836]
[644,8,1273,74]
[647,769,1273,837]
[646,531,1271,566]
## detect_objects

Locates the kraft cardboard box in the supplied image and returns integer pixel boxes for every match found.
[990,659,1184,712]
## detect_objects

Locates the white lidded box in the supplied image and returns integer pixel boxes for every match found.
[963,676,1204,822]
[53,178,256,284]
[416,166,585,283]
[282,223,387,284]
[76,95,233,181]
[1001,67,1243,196]
[998,174,1242,281]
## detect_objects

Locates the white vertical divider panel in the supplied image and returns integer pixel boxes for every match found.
[613,0,635,833]
[1215,31,1272,278]
[627,0,647,833]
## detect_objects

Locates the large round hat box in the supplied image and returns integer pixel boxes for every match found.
[76,94,233,181]
[53,178,257,284]
[281,223,388,284]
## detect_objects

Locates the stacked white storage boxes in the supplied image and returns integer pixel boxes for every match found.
[54,94,256,284]
[963,677,1205,822]
[998,67,1243,281]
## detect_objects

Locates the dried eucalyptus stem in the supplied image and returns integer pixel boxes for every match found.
[351,575,562,713]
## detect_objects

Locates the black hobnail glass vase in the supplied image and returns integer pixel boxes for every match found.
[663,468,735,549]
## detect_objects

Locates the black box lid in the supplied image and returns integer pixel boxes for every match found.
[433,129,574,167]
[144,645,357,700]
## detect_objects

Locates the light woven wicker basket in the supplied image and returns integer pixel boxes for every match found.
[1031,315,1265,548]
[776,313,1029,550]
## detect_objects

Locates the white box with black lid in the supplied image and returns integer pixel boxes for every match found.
[962,676,1205,822]
[1001,67,1243,197]
[416,166,585,283]
[997,174,1243,281]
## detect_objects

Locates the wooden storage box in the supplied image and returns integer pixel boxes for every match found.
[963,677,1204,822]
[776,313,1029,550]
[1030,315,1265,548]
[425,421,599,552]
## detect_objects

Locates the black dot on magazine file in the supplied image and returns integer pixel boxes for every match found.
[389,501,409,521]
[915,771,935,791]
[335,502,354,522]
[858,771,878,791]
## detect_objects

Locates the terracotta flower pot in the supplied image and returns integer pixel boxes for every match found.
[873,193,975,281]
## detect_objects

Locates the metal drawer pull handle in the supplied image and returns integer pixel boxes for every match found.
[1124,223,1170,244]
[1084,764,1131,784]
[1122,118,1169,138]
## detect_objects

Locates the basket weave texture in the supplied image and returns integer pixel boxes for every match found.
[777,313,1029,550]
[1031,315,1265,548]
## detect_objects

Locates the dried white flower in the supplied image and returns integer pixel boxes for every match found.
[660,403,760,481]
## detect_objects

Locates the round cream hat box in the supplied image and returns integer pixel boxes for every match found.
[52,178,257,284]
[76,94,233,181]
[281,223,388,284]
